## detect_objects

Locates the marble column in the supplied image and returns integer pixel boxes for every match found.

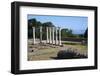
[58,27,62,45]
[55,27,58,45]
[32,27,35,44]
[40,26,42,43]
[52,27,54,44]
[49,27,52,44]
[46,27,49,43]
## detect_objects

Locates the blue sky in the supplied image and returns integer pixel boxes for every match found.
[28,15,88,34]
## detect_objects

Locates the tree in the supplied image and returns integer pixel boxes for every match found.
[61,28,75,38]
[28,19,55,39]
[42,22,55,39]
[42,22,54,27]
[84,29,88,38]
[28,18,37,38]
[28,18,37,27]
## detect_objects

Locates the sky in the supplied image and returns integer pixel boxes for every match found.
[28,15,88,34]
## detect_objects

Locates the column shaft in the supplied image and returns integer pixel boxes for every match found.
[58,27,62,45]
[49,27,52,44]
[32,27,35,44]
[46,27,49,43]
[40,26,42,43]
[55,27,58,45]
[52,27,54,44]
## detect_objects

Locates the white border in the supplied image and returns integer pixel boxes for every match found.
[20,6,95,70]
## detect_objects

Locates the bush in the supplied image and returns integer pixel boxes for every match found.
[57,48,87,59]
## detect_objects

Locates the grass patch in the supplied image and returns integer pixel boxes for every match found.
[63,42,87,50]
[63,42,79,45]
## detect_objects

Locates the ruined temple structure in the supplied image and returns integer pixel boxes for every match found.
[32,26,62,46]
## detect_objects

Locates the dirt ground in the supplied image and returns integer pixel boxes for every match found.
[28,39,87,61]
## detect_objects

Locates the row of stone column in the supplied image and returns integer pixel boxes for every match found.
[32,26,62,46]
[46,27,62,45]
